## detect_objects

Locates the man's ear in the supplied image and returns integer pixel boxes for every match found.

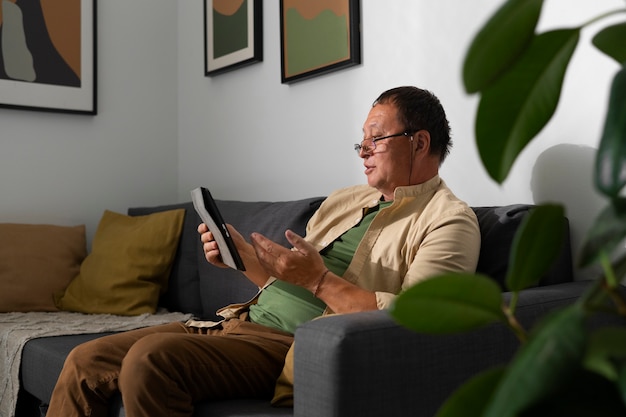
[414,130,431,154]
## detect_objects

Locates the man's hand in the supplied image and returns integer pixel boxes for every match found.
[197,223,270,287]
[250,229,327,294]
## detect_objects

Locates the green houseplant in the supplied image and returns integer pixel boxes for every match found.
[390,0,626,415]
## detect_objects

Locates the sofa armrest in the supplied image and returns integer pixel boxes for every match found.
[292,280,593,417]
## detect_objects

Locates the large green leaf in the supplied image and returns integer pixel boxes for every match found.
[584,327,626,382]
[483,305,586,417]
[463,0,543,93]
[518,369,626,417]
[435,367,505,417]
[476,29,580,183]
[505,204,565,291]
[608,252,626,289]
[390,273,506,334]
[592,22,626,65]
[579,198,626,267]
[595,65,626,197]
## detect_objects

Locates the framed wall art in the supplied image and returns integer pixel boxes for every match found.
[280,0,361,84]
[0,0,97,115]
[204,0,263,76]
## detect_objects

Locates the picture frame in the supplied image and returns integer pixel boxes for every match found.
[0,0,97,115]
[204,0,263,76]
[280,0,361,84]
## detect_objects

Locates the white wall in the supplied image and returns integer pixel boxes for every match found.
[0,0,179,244]
[177,0,623,280]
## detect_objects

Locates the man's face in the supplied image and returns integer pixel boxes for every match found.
[359,103,413,199]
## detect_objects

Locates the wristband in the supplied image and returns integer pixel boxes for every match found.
[313,269,330,297]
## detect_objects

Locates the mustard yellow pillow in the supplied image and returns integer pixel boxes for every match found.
[55,209,185,315]
[0,223,86,312]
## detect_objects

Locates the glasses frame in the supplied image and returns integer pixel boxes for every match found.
[354,132,413,155]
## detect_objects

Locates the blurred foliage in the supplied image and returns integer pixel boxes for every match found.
[391,0,626,415]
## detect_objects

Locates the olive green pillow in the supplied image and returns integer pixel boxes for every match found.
[0,223,87,312]
[55,209,185,315]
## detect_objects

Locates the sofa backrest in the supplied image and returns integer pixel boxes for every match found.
[196,198,326,320]
[129,197,326,320]
[129,200,573,318]
[472,204,573,290]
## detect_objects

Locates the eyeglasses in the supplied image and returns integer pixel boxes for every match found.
[354,132,412,155]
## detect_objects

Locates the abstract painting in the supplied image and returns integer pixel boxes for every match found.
[0,0,96,114]
[280,0,360,84]
[204,0,262,76]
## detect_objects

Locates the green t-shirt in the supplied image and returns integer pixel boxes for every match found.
[249,201,391,334]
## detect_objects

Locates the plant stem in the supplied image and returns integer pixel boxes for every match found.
[503,303,527,343]
[509,291,519,314]
[606,284,626,315]
[597,251,626,315]
[581,8,626,29]
[600,251,618,288]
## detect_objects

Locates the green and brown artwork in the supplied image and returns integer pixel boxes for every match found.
[0,0,81,87]
[212,0,248,59]
[282,0,351,79]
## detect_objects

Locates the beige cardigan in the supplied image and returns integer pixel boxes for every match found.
[304,176,481,309]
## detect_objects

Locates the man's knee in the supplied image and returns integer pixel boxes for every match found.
[53,337,120,406]
[119,333,180,387]
[64,337,110,375]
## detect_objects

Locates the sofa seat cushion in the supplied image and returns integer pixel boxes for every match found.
[23,334,294,416]
[196,398,294,416]
[21,333,115,404]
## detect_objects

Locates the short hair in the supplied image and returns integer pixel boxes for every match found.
[373,86,452,163]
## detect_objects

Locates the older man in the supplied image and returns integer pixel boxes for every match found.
[47,86,480,417]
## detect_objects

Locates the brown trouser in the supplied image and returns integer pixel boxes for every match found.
[45,319,294,417]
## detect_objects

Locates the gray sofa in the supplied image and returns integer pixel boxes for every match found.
[16,197,589,417]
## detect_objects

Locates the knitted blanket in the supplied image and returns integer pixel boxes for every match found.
[1,310,191,417]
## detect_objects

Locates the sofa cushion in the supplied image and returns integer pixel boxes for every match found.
[21,333,115,404]
[472,205,573,290]
[197,197,326,320]
[128,197,325,320]
[0,223,86,312]
[55,209,185,315]
[128,202,204,317]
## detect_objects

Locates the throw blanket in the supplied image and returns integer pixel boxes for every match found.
[1,310,191,417]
